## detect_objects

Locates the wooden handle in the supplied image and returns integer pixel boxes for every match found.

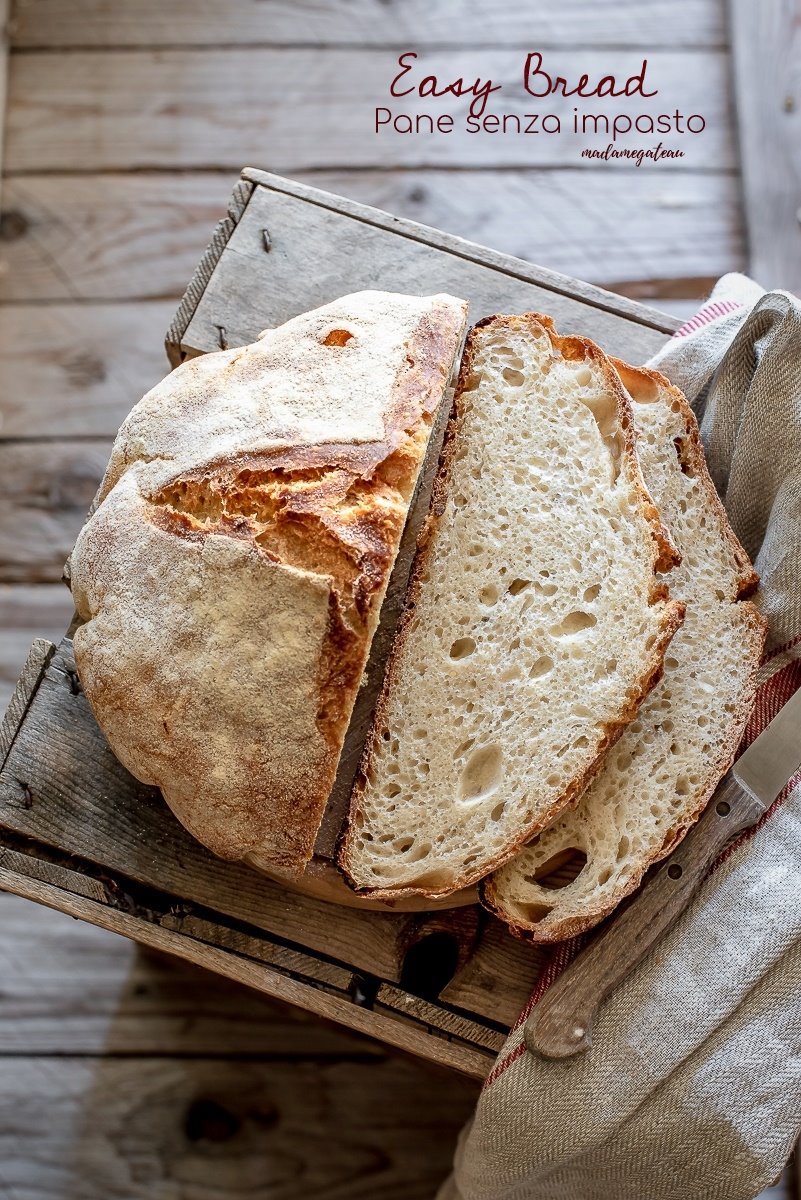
[524,771,764,1060]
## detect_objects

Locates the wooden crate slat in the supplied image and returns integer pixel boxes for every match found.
[375,984,506,1054]
[0,585,74,713]
[177,174,678,370]
[0,638,54,771]
[0,891,384,1057]
[0,863,494,1078]
[158,911,354,992]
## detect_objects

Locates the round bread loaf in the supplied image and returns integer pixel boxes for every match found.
[69,290,468,904]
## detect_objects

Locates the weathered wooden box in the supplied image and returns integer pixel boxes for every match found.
[0,170,677,1079]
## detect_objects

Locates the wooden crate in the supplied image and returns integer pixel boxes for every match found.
[0,170,677,1079]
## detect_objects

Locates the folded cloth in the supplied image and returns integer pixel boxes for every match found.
[439,275,801,1200]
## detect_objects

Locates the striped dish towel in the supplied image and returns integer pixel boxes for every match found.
[439,275,801,1200]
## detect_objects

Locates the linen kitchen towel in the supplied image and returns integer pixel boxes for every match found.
[439,275,801,1200]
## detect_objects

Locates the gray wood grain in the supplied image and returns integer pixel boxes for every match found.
[4,48,733,172]
[9,0,727,48]
[0,170,742,304]
[729,0,801,292]
[0,586,74,712]
[182,177,677,368]
[0,440,111,583]
[0,1054,478,1200]
[0,300,174,437]
[0,892,378,1056]
[0,863,496,1076]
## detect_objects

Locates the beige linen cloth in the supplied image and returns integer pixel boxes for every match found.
[439,275,801,1200]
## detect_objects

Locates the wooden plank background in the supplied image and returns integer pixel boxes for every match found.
[0,0,795,1195]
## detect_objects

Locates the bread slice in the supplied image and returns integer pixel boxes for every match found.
[483,361,767,940]
[69,291,468,874]
[339,315,684,899]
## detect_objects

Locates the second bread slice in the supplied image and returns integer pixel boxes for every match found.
[339,314,684,897]
[483,361,766,940]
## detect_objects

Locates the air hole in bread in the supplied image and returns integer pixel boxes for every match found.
[458,744,503,805]
[529,655,554,680]
[321,328,354,347]
[622,371,659,404]
[577,392,623,482]
[490,801,506,821]
[454,738,475,759]
[508,578,532,596]
[515,901,553,924]
[449,637,476,660]
[479,584,499,606]
[527,847,589,890]
[551,610,597,637]
[673,437,696,477]
[503,367,525,386]
[583,584,601,603]
[616,835,630,861]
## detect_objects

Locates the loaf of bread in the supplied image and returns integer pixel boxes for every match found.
[483,361,767,939]
[69,291,468,874]
[339,315,685,899]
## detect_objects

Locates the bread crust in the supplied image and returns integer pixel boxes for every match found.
[70,292,468,876]
[481,357,768,941]
[339,314,685,899]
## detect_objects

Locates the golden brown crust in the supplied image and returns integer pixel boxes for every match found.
[339,313,685,900]
[611,358,760,598]
[481,357,769,942]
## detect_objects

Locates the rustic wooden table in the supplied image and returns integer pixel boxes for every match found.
[0,1,798,1196]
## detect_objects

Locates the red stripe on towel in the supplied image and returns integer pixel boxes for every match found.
[673,299,743,338]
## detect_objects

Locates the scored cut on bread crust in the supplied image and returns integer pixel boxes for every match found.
[339,314,685,900]
[69,291,468,874]
[483,359,767,941]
